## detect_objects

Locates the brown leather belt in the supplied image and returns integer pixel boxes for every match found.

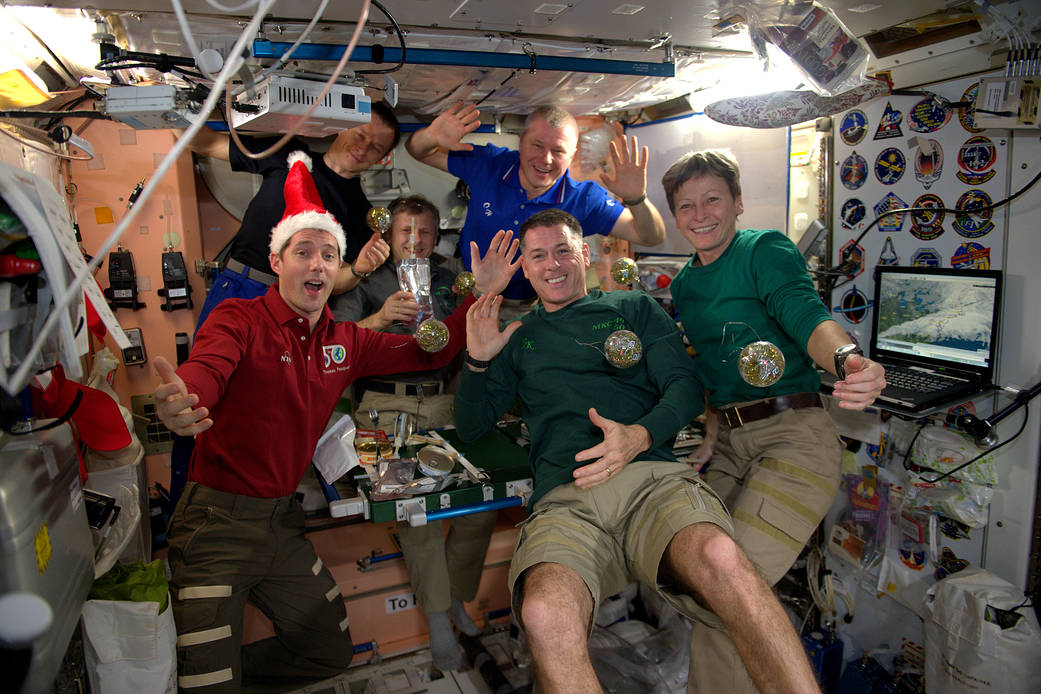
[358,379,442,397]
[719,393,823,429]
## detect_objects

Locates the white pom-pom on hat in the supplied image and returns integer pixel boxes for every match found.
[269,150,346,257]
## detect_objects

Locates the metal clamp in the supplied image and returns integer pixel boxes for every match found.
[395,497,427,526]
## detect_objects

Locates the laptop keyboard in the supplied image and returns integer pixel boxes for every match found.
[884,365,961,392]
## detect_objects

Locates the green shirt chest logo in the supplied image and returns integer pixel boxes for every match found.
[591,317,628,333]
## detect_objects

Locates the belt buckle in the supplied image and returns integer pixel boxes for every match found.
[724,407,743,428]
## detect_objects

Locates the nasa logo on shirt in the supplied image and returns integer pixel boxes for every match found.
[322,344,347,369]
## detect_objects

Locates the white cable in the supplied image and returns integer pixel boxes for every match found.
[806,546,835,616]
[227,0,371,161]
[171,0,216,81]
[259,0,331,81]
[8,0,277,395]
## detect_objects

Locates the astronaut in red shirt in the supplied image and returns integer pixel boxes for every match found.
[153,151,518,692]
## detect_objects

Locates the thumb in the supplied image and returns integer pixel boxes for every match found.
[501,320,523,342]
[844,352,867,375]
[587,407,611,430]
[154,356,185,393]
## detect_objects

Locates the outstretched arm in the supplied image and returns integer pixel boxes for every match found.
[601,123,666,246]
[405,101,482,172]
[332,232,391,294]
[806,319,886,410]
[153,356,213,436]
[176,128,229,161]
[453,294,523,442]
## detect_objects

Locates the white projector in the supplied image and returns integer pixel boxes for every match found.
[230,74,371,137]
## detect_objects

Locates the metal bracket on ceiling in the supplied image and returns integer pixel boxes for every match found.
[523,42,536,74]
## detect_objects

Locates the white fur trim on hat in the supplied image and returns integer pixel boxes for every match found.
[268,210,347,257]
[286,150,313,171]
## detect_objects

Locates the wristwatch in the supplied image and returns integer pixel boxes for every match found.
[464,351,492,370]
[350,264,372,280]
[833,343,863,380]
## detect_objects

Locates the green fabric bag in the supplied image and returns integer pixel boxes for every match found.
[88,559,169,613]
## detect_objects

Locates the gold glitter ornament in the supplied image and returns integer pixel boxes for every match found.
[453,271,475,295]
[604,330,642,368]
[366,206,391,232]
[611,257,638,285]
[416,318,449,352]
[738,341,785,387]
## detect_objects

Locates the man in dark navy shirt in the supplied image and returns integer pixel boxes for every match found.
[187,102,401,329]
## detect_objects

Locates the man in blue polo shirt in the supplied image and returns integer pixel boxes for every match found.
[406,103,666,310]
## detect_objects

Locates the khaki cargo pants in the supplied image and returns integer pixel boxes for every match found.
[688,405,841,694]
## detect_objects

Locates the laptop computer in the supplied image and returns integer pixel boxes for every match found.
[867,265,1002,414]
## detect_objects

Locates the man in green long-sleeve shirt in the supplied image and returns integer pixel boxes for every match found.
[454,208,822,694]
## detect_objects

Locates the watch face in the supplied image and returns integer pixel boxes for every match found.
[834,344,862,380]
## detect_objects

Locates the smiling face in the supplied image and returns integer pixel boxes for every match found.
[269,228,342,328]
[671,173,744,266]
[520,222,590,312]
[330,115,396,178]
[517,114,579,198]
[388,209,438,263]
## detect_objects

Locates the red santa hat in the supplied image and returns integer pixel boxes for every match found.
[268,151,347,257]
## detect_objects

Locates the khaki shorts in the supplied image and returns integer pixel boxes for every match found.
[705,404,842,585]
[508,460,733,630]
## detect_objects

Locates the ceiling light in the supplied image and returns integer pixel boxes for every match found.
[534,4,568,15]
[612,4,645,16]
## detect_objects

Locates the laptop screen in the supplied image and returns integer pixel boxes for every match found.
[870,266,1002,377]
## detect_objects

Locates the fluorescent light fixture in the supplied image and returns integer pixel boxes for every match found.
[612,4,645,15]
[534,4,568,15]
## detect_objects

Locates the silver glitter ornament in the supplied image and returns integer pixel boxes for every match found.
[604,330,642,368]
[416,318,449,352]
[738,341,785,387]
[611,257,638,285]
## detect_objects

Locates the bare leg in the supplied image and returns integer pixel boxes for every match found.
[664,523,820,694]
[518,562,601,694]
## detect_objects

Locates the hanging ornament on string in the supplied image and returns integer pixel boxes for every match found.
[611,257,638,285]
[454,271,475,295]
[416,318,450,352]
[366,206,391,232]
[721,322,786,387]
[604,329,642,368]
[738,341,786,387]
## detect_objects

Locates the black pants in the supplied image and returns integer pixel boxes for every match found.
[167,483,352,692]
